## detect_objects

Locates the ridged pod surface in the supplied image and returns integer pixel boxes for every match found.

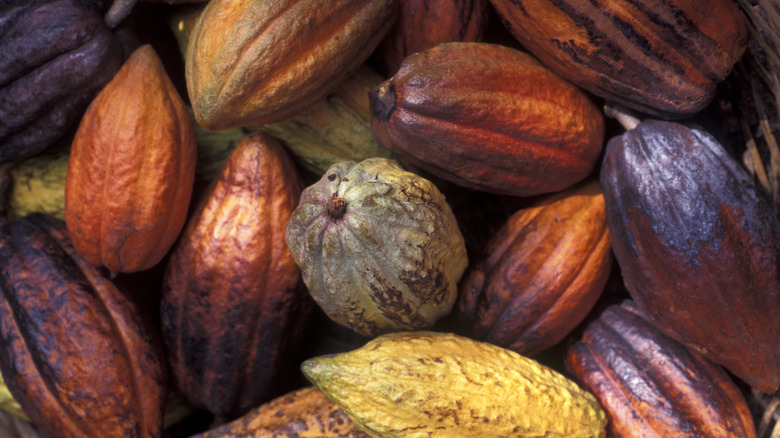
[566,301,757,437]
[0,213,166,438]
[285,158,467,336]
[186,0,397,130]
[457,180,611,356]
[65,44,197,274]
[601,120,780,393]
[370,42,604,197]
[161,132,310,418]
[302,331,607,437]
[194,386,368,438]
[373,0,489,76]
[489,0,748,117]
[0,0,122,163]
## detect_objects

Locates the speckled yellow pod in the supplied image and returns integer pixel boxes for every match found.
[302,331,607,437]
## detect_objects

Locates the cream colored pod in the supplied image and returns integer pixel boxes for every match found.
[285,158,468,336]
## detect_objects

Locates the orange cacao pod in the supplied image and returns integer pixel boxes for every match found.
[186,0,397,129]
[0,213,167,438]
[489,0,748,117]
[161,132,311,418]
[373,0,489,76]
[457,180,611,355]
[65,44,197,274]
[370,42,604,197]
[194,386,368,437]
[566,300,757,437]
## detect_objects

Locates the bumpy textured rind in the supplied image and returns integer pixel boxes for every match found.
[600,120,780,393]
[302,331,607,437]
[489,0,747,117]
[370,42,604,197]
[285,158,467,336]
[193,386,368,438]
[457,180,611,356]
[0,0,122,163]
[161,132,309,418]
[0,213,167,438]
[65,44,197,273]
[566,301,757,438]
[186,0,397,129]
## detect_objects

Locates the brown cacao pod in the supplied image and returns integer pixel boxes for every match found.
[0,0,123,163]
[372,0,489,76]
[457,179,611,356]
[285,158,468,337]
[65,44,197,274]
[566,300,757,437]
[0,213,167,438]
[161,131,311,418]
[193,386,368,438]
[489,0,748,117]
[370,42,604,197]
[186,0,397,130]
[601,119,780,393]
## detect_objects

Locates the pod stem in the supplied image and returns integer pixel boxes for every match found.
[604,103,641,131]
[105,0,137,28]
[372,83,396,122]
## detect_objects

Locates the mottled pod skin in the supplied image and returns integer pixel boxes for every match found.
[0,0,122,163]
[285,158,468,337]
[457,179,611,356]
[373,0,490,76]
[186,0,397,130]
[601,120,780,393]
[489,0,748,117]
[0,213,167,438]
[161,131,310,418]
[566,301,757,438]
[194,386,369,438]
[65,44,197,274]
[370,42,604,197]
[302,331,607,437]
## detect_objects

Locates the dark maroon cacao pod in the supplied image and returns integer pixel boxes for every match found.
[0,0,122,163]
[566,300,757,437]
[0,213,167,438]
[600,119,780,393]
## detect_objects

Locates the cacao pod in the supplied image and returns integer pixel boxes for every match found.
[285,158,468,337]
[302,331,607,437]
[489,0,748,117]
[3,146,69,221]
[193,386,368,438]
[601,119,780,393]
[0,0,123,163]
[370,42,604,197]
[186,0,397,129]
[566,300,757,437]
[0,213,167,438]
[161,131,311,418]
[65,44,197,274]
[373,0,489,76]
[256,64,396,175]
[457,179,611,356]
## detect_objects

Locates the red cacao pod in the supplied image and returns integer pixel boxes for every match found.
[370,42,604,197]
[373,0,489,76]
[457,179,611,355]
[566,300,757,437]
[65,44,197,274]
[488,0,748,117]
[161,132,311,418]
[0,213,167,438]
[601,119,780,393]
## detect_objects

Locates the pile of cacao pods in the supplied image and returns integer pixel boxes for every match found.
[0,0,778,437]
